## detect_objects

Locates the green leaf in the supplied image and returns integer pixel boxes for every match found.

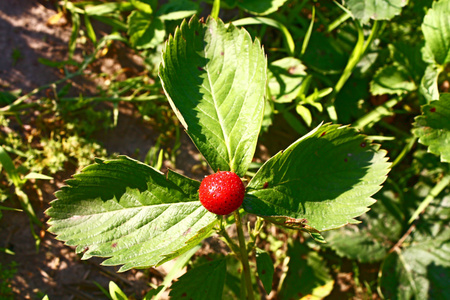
[169,259,227,299]
[46,156,218,272]
[130,0,153,14]
[379,195,450,299]
[237,0,288,16]
[68,6,80,59]
[419,64,441,102]
[302,31,347,74]
[243,123,391,234]
[128,11,166,49]
[267,57,307,103]
[0,145,21,187]
[370,65,416,96]
[232,17,295,56]
[296,104,312,127]
[323,190,403,263]
[157,0,198,21]
[422,0,450,65]
[255,248,274,294]
[109,281,128,300]
[346,0,408,24]
[279,241,333,300]
[159,17,267,176]
[24,172,53,180]
[84,14,97,44]
[413,93,450,162]
[153,244,201,299]
[84,2,134,16]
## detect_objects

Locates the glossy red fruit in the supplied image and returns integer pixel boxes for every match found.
[199,171,245,215]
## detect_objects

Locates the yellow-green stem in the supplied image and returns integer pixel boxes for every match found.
[234,210,255,300]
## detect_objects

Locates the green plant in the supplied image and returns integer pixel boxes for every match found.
[0,0,445,298]
[46,15,391,298]
[0,261,17,299]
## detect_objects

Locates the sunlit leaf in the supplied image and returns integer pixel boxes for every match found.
[413,93,450,162]
[268,57,307,103]
[128,11,166,49]
[422,0,450,65]
[46,156,218,272]
[159,16,267,176]
[346,0,408,24]
[243,123,391,236]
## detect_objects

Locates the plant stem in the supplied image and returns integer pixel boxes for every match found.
[408,174,450,225]
[211,0,220,19]
[233,210,254,300]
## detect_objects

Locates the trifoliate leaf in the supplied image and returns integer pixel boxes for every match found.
[159,16,267,176]
[243,123,391,235]
[413,93,450,162]
[46,156,218,272]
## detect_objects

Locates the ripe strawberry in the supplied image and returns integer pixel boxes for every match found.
[199,171,245,215]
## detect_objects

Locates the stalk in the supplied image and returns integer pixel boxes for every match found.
[408,174,450,224]
[233,210,255,300]
[211,0,220,19]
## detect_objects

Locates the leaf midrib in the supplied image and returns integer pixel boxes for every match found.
[204,56,232,170]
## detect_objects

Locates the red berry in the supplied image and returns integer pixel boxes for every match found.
[198,171,245,215]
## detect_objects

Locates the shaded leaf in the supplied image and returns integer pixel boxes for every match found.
[303,32,347,73]
[323,190,403,263]
[255,248,274,294]
[346,0,408,24]
[370,65,416,96]
[279,241,333,300]
[422,0,450,65]
[379,194,450,299]
[169,259,227,299]
[237,0,288,16]
[46,156,218,272]
[413,93,450,162]
[157,0,198,21]
[159,16,267,176]
[243,123,391,234]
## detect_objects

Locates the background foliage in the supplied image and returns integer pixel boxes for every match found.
[1,0,449,299]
